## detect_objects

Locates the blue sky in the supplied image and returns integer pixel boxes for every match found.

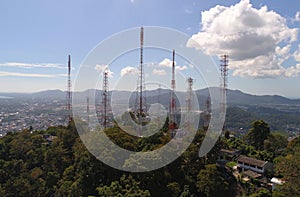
[0,0,300,98]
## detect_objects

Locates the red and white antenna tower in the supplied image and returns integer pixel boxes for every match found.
[134,27,147,125]
[169,50,176,133]
[66,55,72,123]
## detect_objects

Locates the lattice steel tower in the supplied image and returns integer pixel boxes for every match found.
[220,54,228,131]
[101,70,110,129]
[186,77,194,131]
[186,77,194,113]
[134,27,147,125]
[204,96,211,128]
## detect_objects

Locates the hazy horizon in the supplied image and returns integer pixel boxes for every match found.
[1,87,299,99]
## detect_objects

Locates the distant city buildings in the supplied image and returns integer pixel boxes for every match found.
[0,98,68,135]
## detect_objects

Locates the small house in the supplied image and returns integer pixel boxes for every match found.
[219,149,241,161]
[237,155,273,174]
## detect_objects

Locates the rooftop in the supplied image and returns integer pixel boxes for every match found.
[220,149,240,155]
[237,155,267,167]
[243,170,262,179]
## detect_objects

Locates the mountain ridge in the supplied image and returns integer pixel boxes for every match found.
[1,88,300,105]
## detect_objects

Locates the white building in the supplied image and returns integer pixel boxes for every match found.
[270,177,285,190]
[237,155,273,174]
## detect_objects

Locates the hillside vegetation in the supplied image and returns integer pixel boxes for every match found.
[0,120,299,196]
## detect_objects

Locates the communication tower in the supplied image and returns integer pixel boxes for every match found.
[66,55,72,123]
[101,70,110,129]
[220,54,228,130]
[134,27,148,126]
[169,50,177,134]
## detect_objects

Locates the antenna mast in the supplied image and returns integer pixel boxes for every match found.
[169,50,176,134]
[204,96,211,128]
[67,55,72,123]
[186,77,194,113]
[101,70,110,129]
[134,27,147,126]
[186,77,194,131]
[139,26,144,118]
[220,54,228,129]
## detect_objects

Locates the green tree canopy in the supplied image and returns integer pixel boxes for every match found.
[196,164,229,197]
[96,175,150,197]
[245,120,270,150]
[274,147,300,196]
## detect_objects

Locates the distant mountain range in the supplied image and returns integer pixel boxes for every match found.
[1,88,300,132]
[1,88,300,106]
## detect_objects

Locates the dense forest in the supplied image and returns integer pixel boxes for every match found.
[0,120,299,196]
[225,106,300,131]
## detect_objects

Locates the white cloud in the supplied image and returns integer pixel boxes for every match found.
[176,65,188,71]
[0,62,65,69]
[0,71,63,78]
[295,53,300,61]
[231,55,300,78]
[94,64,108,72]
[189,63,194,68]
[158,58,187,71]
[145,62,157,67]
[294,11,300,22]
[159,58,175,68]
[184,8,193,14]
[57,74,68,77]
[275,45,291,56]
[152,69,166,76]
[94,64,114,77]
[120,66,139,76]
[187,0,299,78]
[285,64,300,77]
[294,45,300,62]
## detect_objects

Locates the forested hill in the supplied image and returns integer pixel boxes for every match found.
[0,122,229,197]
[225,106,300,131]
[198,88,300,105]
[0,121,300,196]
